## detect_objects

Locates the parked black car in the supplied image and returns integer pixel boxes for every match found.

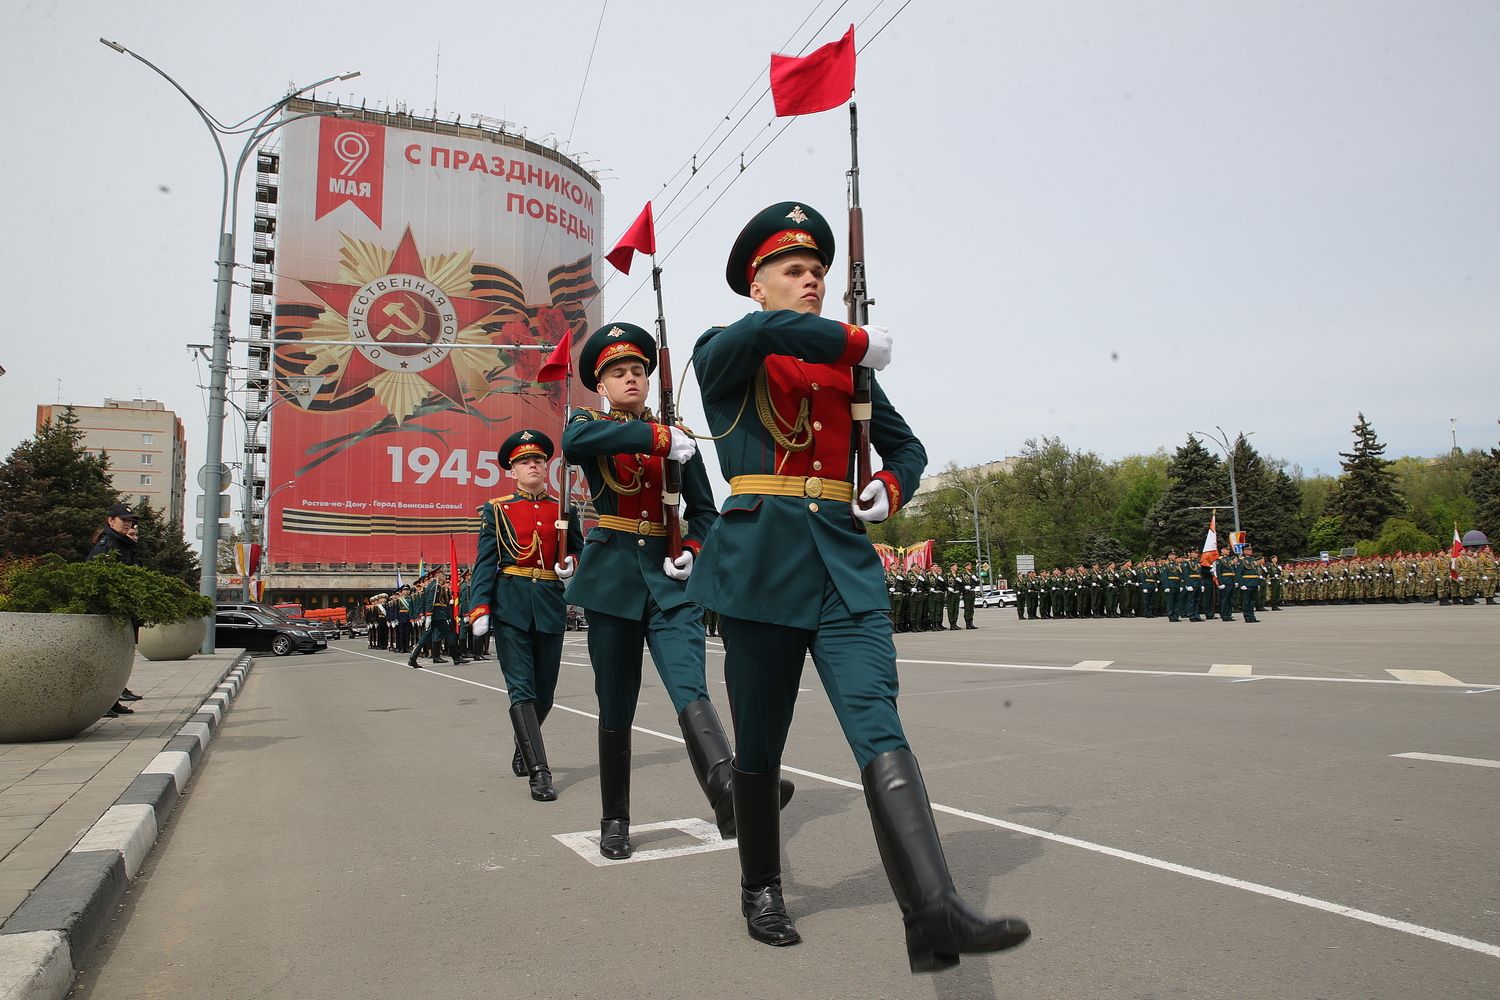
[215,603,340,643]
[214,610,326,656]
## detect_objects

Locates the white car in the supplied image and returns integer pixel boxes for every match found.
[979,588,1019,608]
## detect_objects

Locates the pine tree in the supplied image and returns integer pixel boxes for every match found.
[130,498,200,587]
[1147,436,1227,553]
[1469,444,1500,543]
[1267,467,1309,556]
[1328,413,1406,541]
[0,408,123,560]
[1082,534,1129,565]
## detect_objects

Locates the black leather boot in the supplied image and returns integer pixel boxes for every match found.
[678,699,795,839]
[863,749,1029,974]
[509,702,556,802]
[733,762,800,947]
[598,725,632,860]
[511,744,526,777]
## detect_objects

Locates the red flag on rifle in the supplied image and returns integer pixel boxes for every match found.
[604,202,656,275]
[536,329,572,383]
[770,24,856,117]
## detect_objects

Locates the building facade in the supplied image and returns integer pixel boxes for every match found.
[37,398,188,523]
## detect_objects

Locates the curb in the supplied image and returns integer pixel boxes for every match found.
[0,652,256,1000]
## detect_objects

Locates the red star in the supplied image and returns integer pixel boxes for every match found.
[300,227,504,409]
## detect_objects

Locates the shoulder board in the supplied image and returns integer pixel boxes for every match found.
[489,494,516,504]
[570,408,602,423]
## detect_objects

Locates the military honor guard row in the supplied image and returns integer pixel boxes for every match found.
[427,201,1030,974]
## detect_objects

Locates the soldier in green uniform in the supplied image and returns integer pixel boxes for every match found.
[927,565,946,630]
[469,430,585,801]
[905,565,925,630]
[1214,548,1236,621]
[1139,559,1157,618]
[943,563,962,629]
[1267,556,1283,610]
[961,562,980,628]
[688,202,1028,968]
[564,323,789,860]
[886,567,904,632]
[1238,546,1263,621]
[1161,552,1181,622]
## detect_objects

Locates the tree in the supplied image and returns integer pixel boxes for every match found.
[1147,436,1227,554]
[130,498,200,586]
[217,527,245,575]
[1267,467,1309,556]
[1109,452,1169,557]
[1306,515,1344,555]
[1081,534,1129,565]
[1328,413,1405,542]
[996,438,1117,568]
[1470,444,1500,542]
[0,408,123,561]
[1372,518,1439,555]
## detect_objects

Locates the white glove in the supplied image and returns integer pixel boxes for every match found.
[554,555,577,581]
[663,550,694,581]
[667,427,697,463]
[853,479,891,524]
[859,325,893,371]
[471,614,490,638]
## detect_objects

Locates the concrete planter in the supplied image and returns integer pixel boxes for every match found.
[0,612,136,742]
[137,618,206,661]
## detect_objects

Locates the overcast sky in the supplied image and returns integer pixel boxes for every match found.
[4,0,1497,532]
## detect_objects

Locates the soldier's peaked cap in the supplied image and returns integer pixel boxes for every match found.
[726,201,836,297]
[498,428,554,470]
[577,322,656,392]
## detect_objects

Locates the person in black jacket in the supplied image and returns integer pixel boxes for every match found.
[87,502,144,716]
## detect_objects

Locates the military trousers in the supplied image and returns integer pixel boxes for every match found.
[720,580,907,772]
[585,598,708,732]
[495,621,563,712]
[418,612,459,655]
[1241,585,1260,619]
[946,594,961,628]
[1217,585,1235,619]
[963,593,976,626]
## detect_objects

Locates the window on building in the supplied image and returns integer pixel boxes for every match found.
[142,433,154,445]
[140,475,153,486]
[141,454,152,465]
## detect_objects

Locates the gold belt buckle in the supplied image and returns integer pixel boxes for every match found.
[637,518,653,536]
[804,476,823,499]
[531,567,542,580]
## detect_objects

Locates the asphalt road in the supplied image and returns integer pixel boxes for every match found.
[74,603,1500,999]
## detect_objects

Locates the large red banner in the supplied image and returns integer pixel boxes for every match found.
[267,113,600,567]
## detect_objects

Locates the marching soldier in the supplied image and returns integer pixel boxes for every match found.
[563,322,788,860]
[944,563,963,630]
[688,201,1028,967]
[1215,548,1236,622]
[468,430,584,802]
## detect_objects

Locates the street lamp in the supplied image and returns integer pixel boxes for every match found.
[944,479,1003,578]
[1193,426,1253,535]
[254,480,298,600]
[101,39,358,651]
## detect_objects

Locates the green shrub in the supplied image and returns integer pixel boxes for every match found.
[0,555,213,626]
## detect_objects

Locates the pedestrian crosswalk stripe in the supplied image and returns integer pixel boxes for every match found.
[1073,660,1113,670]
[1392,752,1500,769]
[1386,669,1467,686]
[1209,663,1253,677]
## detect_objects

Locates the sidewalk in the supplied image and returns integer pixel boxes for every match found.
[0,650,252,998]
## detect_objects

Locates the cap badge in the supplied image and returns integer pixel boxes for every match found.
[519,431,534,440]
[607,327,625,338]
[786,206,809,224]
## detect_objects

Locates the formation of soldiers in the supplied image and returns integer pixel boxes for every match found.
[1279,550,1497,605]
[885,562,986,631]
[1007,546,1497,622]
[362,567,488,661]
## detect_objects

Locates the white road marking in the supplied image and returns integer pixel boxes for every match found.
[1392,752,1500,770]
[1073,660,1114,670]
[355,645,1500,960]
[1231,676,1267,684]
[554,818,733,867]
[899,657,1485,689]
[1386,669,1468,687]
[1464,687,1500,695]
[1209,663,1254,677]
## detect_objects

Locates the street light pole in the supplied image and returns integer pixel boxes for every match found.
[101,39,358,652]
[1194,426,1253,536]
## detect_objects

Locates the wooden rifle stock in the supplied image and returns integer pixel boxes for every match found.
[653,264,684,559]
[845,103,874,523]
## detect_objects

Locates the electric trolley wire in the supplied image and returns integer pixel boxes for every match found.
[601,0,917,323]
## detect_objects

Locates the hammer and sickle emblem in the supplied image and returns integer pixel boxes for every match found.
[375,301,427,341]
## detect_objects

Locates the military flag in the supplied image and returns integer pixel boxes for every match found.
[604,202,656,275]
[1451,525,1463,579]
[1201,513,1219,567]
[770,24,857,116]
